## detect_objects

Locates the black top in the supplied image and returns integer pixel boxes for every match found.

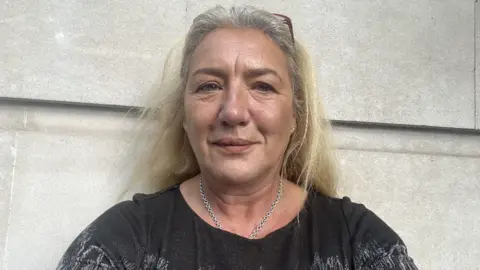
[57,186,418,269]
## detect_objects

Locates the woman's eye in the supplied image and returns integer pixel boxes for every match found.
[254,82,275,92]
[197,83,221,92]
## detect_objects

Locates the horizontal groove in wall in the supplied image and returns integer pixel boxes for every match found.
[333,120,480,135]
[1,97,480,159]
[2,97,480,135]
[337,147,480,159]
[0,97,138,114]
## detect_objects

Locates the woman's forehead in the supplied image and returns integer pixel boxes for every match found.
[189,28,289,75]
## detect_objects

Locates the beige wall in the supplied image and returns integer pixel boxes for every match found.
[1,0,479,269]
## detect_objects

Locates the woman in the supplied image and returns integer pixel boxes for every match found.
[58,5,418,270]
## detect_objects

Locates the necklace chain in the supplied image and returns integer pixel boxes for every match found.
[199,177,283,239]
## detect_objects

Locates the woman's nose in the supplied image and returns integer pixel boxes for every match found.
[218,84,250,127]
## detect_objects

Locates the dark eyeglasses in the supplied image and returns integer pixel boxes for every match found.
[272,13,295,45]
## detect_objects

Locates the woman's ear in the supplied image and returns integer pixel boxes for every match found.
[290,119,296,134]
[291,112,297,134]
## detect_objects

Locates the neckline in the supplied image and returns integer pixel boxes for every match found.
[175,185,311,243]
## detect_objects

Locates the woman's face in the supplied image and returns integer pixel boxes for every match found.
[183,27,296,184]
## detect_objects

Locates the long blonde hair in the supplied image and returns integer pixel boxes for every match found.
[124,5,339,198]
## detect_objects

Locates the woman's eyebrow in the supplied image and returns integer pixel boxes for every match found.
[191,67,227,79]
[190,67,283,83]
[244,68,283,83]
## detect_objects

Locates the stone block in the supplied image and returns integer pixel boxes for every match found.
[0,0,186,106]
[3,108,133,269]
[338,150,480,269]
[333,125,480,158]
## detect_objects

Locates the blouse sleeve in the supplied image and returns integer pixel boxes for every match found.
[341,197,419,270]
[56,201,145,270]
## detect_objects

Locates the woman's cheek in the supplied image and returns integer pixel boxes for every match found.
[256,105,293,135]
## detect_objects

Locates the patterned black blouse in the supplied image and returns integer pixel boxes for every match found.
[57,186,418,269]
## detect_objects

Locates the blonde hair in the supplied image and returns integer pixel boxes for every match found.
[124,5,339,198]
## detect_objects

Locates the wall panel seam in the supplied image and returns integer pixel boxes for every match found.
[2,98,480,134]
[3,130,19,268]
[337,147,480,159]
[475,0,477,129]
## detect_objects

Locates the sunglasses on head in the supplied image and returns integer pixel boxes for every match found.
[272,13,295,45]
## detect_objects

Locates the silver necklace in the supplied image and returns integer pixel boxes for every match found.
[199,177,283,239]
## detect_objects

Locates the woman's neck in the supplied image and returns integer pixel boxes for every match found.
[202,174,281,224]
[179,173,306,239]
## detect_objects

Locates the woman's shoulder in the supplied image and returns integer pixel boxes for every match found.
[305,191,364,221]
[57,185,181,269]
[311,194,399,244]
[307,192,418,269]
[131,185,181,209]
[307,191,388,228]
[96,185,181,221]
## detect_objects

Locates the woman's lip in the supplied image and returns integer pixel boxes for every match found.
[214,144,253,153]
[212,138,255,146]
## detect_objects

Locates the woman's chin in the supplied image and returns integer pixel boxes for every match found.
[207,166,260,185]
[217,172,255,184]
